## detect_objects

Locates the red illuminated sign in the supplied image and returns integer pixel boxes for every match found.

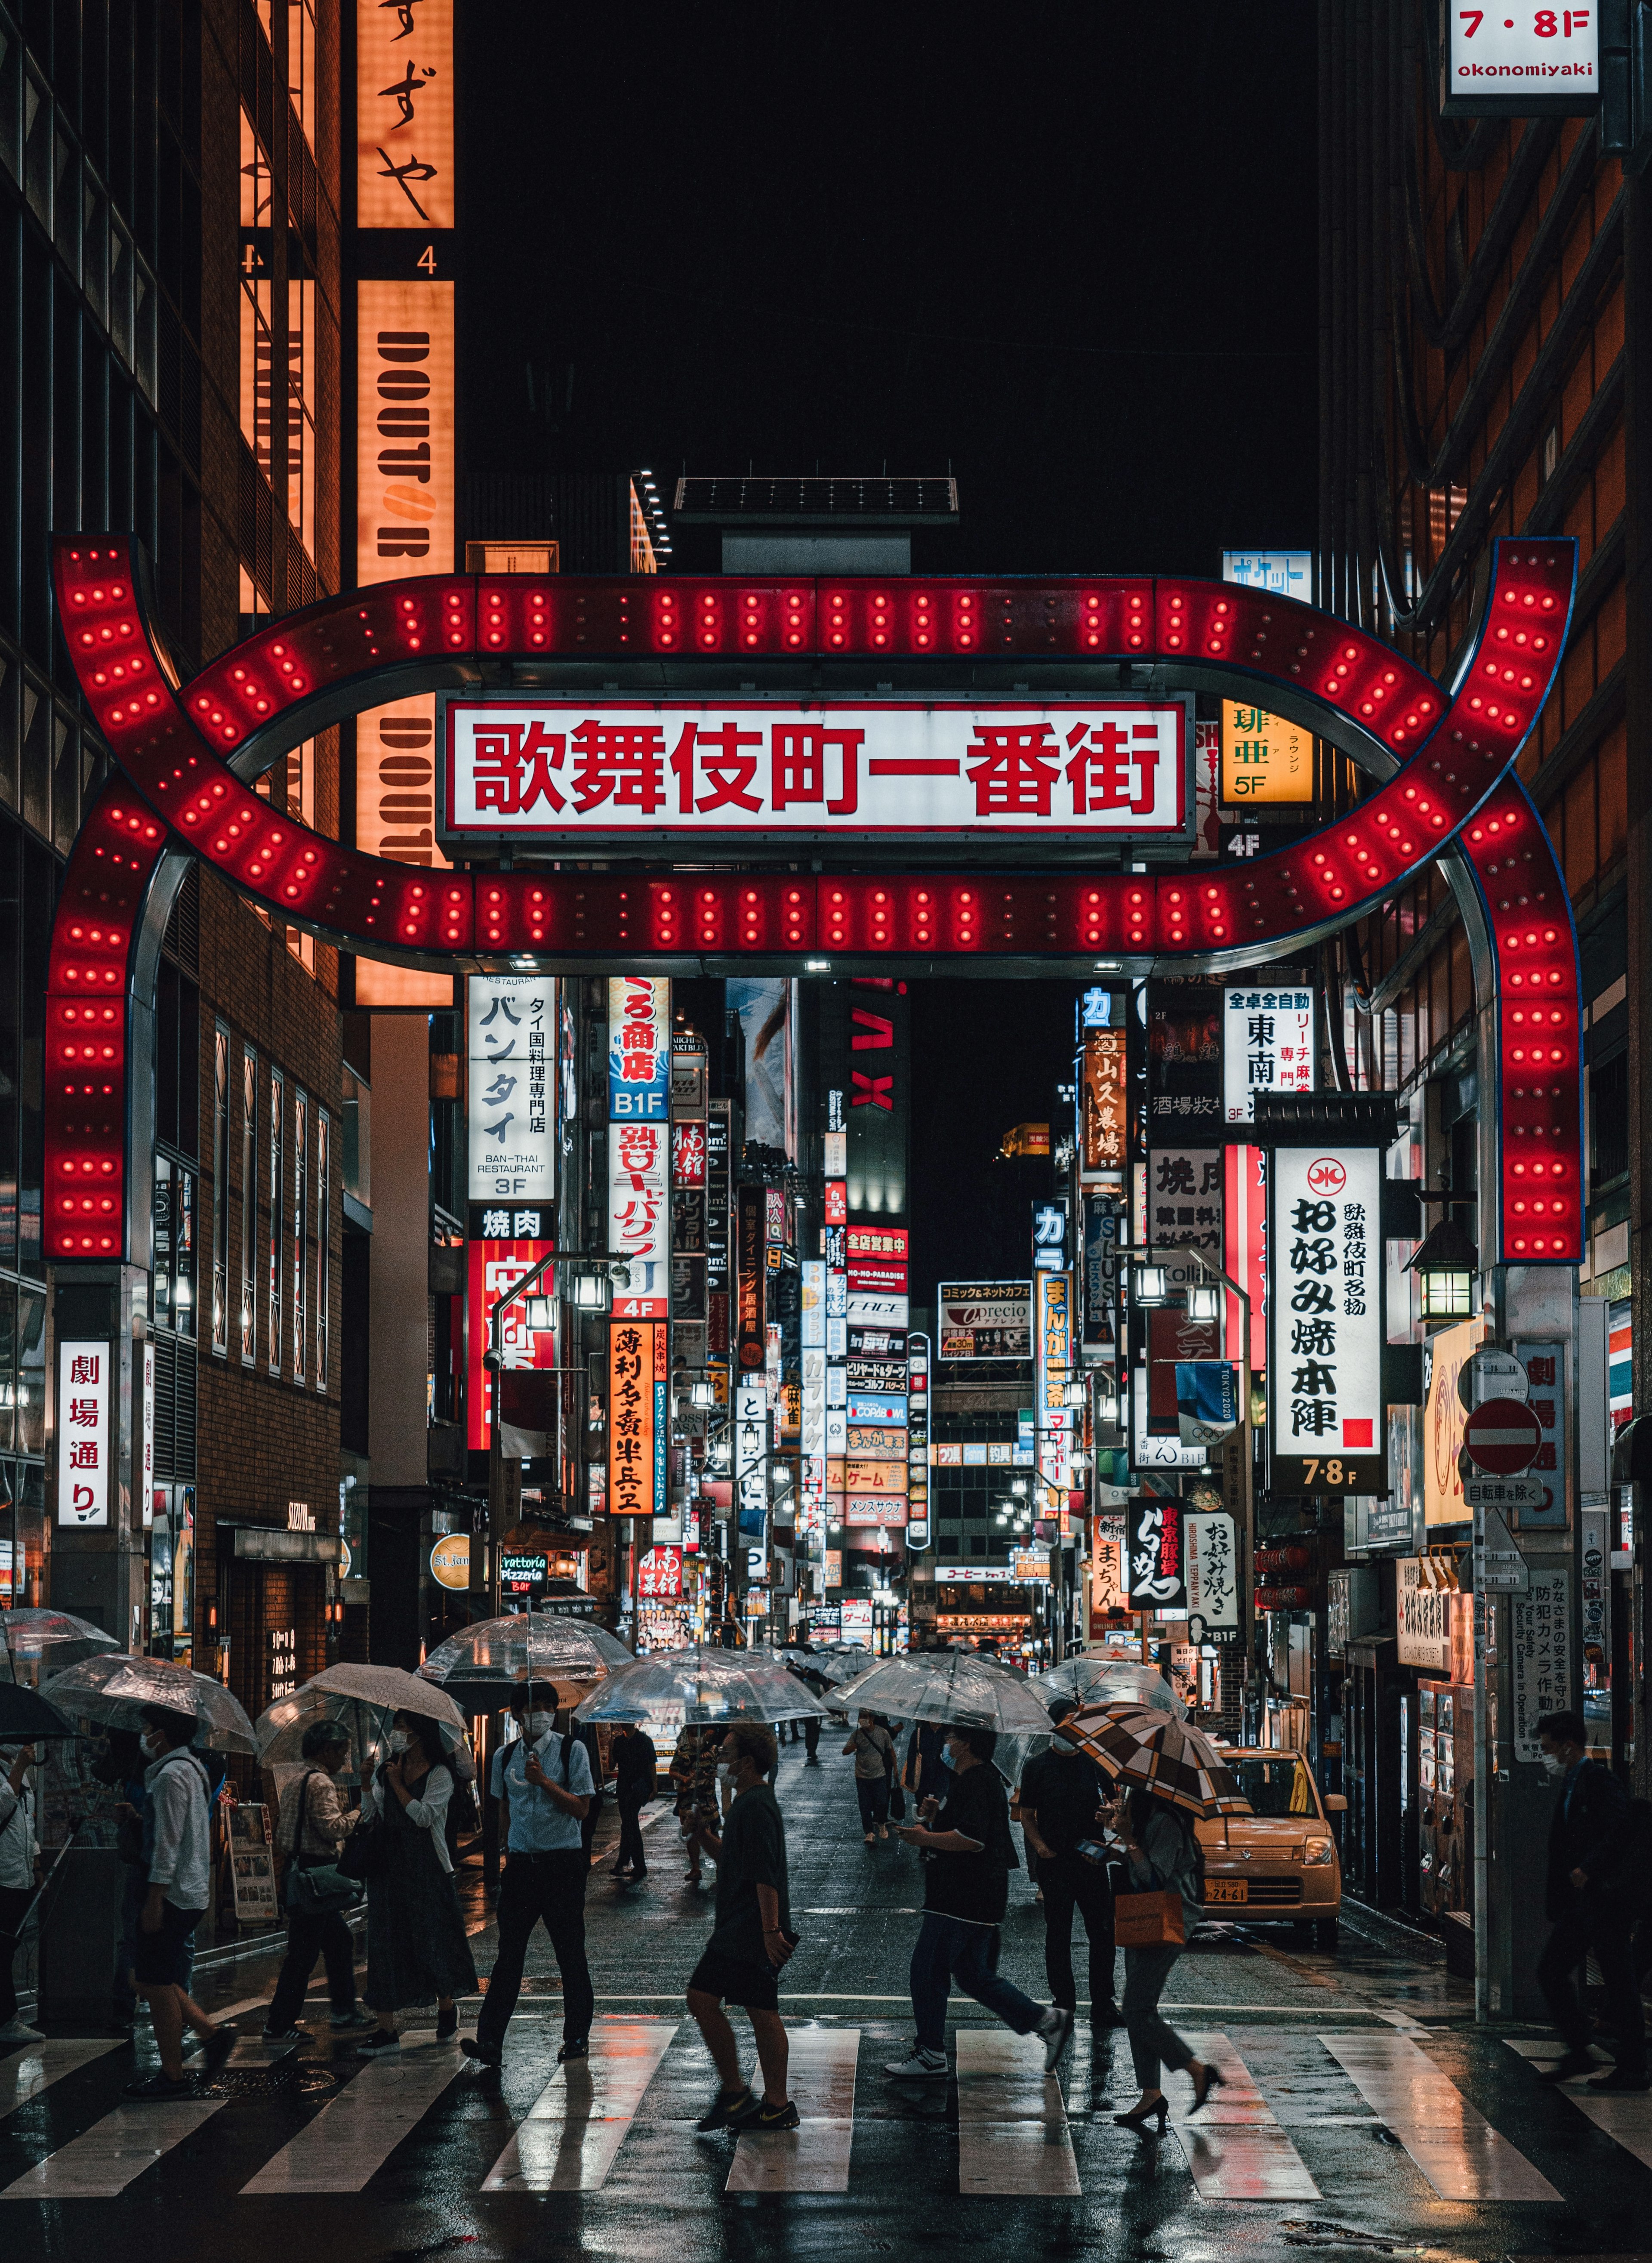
[465,1239,555,1452]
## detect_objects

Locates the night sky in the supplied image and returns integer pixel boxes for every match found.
[457,4,1318,1286]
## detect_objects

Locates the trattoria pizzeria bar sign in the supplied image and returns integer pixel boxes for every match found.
[440,698,1192,848]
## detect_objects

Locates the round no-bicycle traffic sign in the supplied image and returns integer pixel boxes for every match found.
[1462,1395,1543,1476]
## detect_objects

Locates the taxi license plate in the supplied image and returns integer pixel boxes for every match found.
[1205,1878,1248,1904]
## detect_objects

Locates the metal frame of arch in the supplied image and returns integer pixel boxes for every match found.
[45,533,1582,1274]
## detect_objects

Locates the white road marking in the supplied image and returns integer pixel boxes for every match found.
[0,2041,122,2117]
[239,2040,465,2194]
[726,2026,859,2194]
[1504,2037,1652,2171]
[1167,2030,1320,2201]
[954,2026,1080,2196]
[1,2096,226,2198]
[1319,2031,1562,2201]
[481,2018,678,2193]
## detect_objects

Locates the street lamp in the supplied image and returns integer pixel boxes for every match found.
[1134,1261,1171,1306]
[1063,1379,1087,1408]
[690,1378,718,1411]
[1408,1216,1479,1319]
[1186,1281,1221,1324]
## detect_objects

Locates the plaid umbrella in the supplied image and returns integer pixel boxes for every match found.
[1064,1702,1251,1819]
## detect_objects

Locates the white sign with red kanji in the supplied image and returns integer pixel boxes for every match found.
[441,699,1189,841]
[672,1118,707,1189]
[58,1339,110,1527]
[1269,1146,1385,1491]
[608,1119,669,1317]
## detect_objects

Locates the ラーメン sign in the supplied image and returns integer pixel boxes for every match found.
[1269,1146,1385,1493]
[439,698,1193,846]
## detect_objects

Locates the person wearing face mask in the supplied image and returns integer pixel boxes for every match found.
[884,1723,1072,2082]
[260,1721,371,2043]
[462,1686,594,2071]
[0,1744,43,2044]
[355,1710,477,2056]
[1533,1707,1646,2090]
[122,1706,235,2098]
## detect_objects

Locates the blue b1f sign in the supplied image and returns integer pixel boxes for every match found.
[608,976,670,1120]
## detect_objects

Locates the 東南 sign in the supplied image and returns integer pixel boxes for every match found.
[1222,986,1314,1122]
[608,1320,667,1519]
[1463,1396,1543,1476]
[608,976,670,1121]
[1269,1146,1384,1493]
[1220,701,1313,805]
[1440,6,1599,119]
[1126,1498,1187,1613]
[57,1340,110,1526]
[440,698,1192,844]
[468,976,554,1209]
[937,1279,1032,1361]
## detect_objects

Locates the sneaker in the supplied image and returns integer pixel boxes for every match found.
[883,2048,948,2080]
[123,2071,192,2099]
[260,2026,300,2045]
[197,2027,236,2073]
[730,2095,800,2131]
[695,2084,755,2131]
[1037,2006,1075,2073]
[0,2019,44,2044]
[461,2038,502,2070]
[355,2029,401,2056]
[557,2036,589,2063]
[328,2007,374,2031]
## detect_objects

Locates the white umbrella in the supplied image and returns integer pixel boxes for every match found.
[254,1686,391,1784]
[573,1645,832,1729]
[42,1653,259,1752]
[1029,1658,1186,1719]
[833,1649,1057,1735]
[419,1613,635,1708]
[304,1662,465,1731]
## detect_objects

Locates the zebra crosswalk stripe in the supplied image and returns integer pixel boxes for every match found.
[1320,2031,1562,2201]
[481,2018,679,2194]
[1168,2030,1320,2201]
[0,2041,123,2119]
[0,2095,225,2199]
[725,2027,860,2193]
[1504,2038,1652,2171]
[954,2027,1080,2197]
[239,2041,466,2195]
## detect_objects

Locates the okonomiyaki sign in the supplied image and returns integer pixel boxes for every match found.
[1269,1147,1385,1495]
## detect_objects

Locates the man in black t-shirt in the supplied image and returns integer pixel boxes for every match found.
[685,1723,799,2134]
[884,1724,1073,2081]
[1019,1697,1121,2028]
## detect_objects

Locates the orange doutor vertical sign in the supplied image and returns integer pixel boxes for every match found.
[609,1319,667,1518]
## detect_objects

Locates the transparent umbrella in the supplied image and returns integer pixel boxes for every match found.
[1029,1658,1186,1719]
[304,1662,465,1730]
[254,1685,392,1785]
[41,1653,259,1752]
[573,1646,832,1730]
[420,1613,635,1710]
[0,1607,120,1684]
[833,1649,1057,1735]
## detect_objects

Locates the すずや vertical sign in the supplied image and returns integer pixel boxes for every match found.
[1269,1147,1384,1493]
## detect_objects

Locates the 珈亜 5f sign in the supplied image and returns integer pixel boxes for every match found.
[1269,1147,1384,1493]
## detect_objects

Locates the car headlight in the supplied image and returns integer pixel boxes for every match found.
[1302,1836,1335,1866]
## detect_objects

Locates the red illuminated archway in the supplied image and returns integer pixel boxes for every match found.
[46,535,1581,1271]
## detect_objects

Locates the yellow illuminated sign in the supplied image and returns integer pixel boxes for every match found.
[1221,701,1314,804]
[356,0,454,230]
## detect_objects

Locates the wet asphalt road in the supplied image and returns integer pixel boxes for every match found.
[3,1740,1649,2260]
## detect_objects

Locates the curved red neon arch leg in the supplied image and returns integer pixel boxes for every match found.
[45,536,1581,1267]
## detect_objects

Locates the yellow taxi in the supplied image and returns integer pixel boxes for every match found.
[1196,1746,1346,1951]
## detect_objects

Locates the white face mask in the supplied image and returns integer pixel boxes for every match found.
[527,1713,555,1738]
[388,1730,410,1755]
[716,1761,735,1781]
[1540,1750,1566,1779]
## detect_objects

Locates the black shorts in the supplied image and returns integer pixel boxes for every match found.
[688,1944,780,2013]
[133,1899,204,1987]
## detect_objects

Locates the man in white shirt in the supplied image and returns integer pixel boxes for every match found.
[0,1743,42,2043]
[463,1686,594,2071]
[124,1705,234,2098]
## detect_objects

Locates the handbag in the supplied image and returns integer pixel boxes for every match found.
[1112,1888,1187,1948]
[888,1779,906,1822]
[287,1862,366,1915]
[336,1808,389,1880]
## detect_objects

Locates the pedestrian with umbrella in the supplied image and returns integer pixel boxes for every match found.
[460,1683,594,2072]
[260,1718,371,2044]
[1063,1702,1250,2134]
[1018,1695,1123,2033]
[0,1681,76,2044]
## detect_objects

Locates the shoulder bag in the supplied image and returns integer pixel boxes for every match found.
[1112,1887,1187,1947]
[884,1736,906,1821]
[335,1786,390,1880]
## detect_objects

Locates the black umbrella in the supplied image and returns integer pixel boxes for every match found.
[0,1682,78,1739]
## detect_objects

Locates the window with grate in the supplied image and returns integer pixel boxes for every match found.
[268,1064,283,1374]
[315,1108,330,1394]
[211,1024,229,1356]
[292,1087,307,1386]
[240,1046,257,1365]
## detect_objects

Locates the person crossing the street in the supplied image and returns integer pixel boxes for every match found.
[1534,1708,1646,2090]
[885,1723,1072,2081]
[610,1717,658,1883]
[1019,1697,1123,2031]
[463,1686,594,2071]
[123,1706,235,2096]
[686,1723,798,2134]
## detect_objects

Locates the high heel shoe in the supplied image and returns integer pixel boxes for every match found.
[1113,2095,1169,2135]
[1189,2061,1225,2114]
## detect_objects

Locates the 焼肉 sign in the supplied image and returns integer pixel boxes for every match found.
[440,699,1191,845]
